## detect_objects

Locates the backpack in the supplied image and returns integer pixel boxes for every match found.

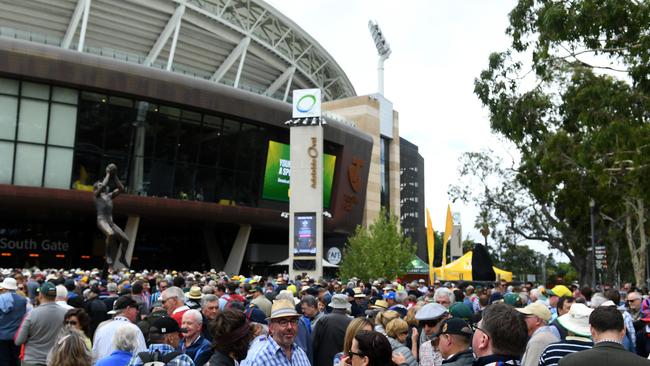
[137,350,181,366]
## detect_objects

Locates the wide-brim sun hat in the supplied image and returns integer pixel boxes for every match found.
[370,299,389,310]
[0,277,18,291]
[267,299,302,321]
[557,303,593,337]
[329,293,352,310]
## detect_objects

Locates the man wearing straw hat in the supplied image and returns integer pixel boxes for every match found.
[244,299,310,366]
[539,303,594,366]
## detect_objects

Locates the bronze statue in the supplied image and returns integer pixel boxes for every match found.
[93,163,129,269]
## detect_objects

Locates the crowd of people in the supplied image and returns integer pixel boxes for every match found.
[1,267,650,366]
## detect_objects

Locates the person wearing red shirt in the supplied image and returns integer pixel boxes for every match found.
[161,286,189,327]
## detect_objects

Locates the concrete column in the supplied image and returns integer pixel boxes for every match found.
[203,225,225,270]
[224,224,251,275]
[289,125,323,279]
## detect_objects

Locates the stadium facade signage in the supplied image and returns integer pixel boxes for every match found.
[309,137,319,189]
[0,238,70,251]
[293,89,322,119]
[343,157,365,211]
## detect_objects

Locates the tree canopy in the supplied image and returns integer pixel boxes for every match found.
[457,0,650,286]
[338,208,416,282]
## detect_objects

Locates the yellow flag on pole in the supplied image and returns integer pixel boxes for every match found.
[425,208,435,285]
[442,204,453,279]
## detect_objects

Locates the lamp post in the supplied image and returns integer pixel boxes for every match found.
[589,198,596,289]
[368,20,391,95]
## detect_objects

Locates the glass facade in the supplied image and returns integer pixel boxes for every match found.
[0,78,77,188]
[72,90,281,206]
[0,76,311,208]
[380,136,390,212]
[400,137,426,260]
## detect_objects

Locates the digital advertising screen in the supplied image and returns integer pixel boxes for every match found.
[294,212,316,256]
[262,141,336,207]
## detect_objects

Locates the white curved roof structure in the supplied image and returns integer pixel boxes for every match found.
[0,0,356,102]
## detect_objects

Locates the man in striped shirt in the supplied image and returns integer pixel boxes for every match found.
[243,299,310,366]
[539,303,594,366]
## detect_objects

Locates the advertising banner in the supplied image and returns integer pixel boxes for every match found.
[262,141,335,207]
[294,212,317,256]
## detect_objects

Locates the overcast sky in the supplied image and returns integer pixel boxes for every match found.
[263,1,552,252]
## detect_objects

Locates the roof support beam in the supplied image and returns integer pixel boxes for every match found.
[274,28,291,48]
[61,0,87,49]
[295,44,312,62]
[282,71,294,102]
[248,9,267,34]
[143,4,186,67]
[219,0,233,16]
[233,43,249,88]
[265,66,296,97]
[211,36,251,83]
[166,8,183,71]
[312,60,329,75]
[324,77,340,89]
[77,0,91,52]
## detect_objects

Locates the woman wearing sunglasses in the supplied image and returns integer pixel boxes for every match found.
[348,330,399,366]
[64,308,93,350]
[385,319,418,366]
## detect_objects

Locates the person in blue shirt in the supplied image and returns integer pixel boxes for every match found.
[96,325,140,366]
[0,277,27,366]
[178,310,212,366]
[243,299,310,366]
[128,317,195,366]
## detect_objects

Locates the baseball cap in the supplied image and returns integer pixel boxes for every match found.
[435,318,473,338]
[150,317,185,334]
[504,293,524,308]
[548,285,572,298]
[107,295,138,315]
[39,282,57,297]
[516,301,551,322]
[383,292,396,300]
[449,303,473,320]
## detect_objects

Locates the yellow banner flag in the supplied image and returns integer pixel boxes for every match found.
[441,204,453,278]
[425,208,435,286]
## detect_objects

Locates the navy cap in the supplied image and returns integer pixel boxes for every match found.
[435,318,473,338]
[150,317,185,334]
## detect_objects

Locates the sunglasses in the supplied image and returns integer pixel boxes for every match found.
[65,320,79,326]
[347,351,364,359]
[274,318,299,327]
[421,318,442,327]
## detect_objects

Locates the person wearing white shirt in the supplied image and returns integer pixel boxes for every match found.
[92,295,147,361]
[55,285,74,310]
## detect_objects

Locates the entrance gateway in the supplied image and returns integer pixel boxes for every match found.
[288,89,325,279]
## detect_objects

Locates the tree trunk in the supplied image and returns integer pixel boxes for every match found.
[624,199,647,288]
[608,239,620,288]
[635,198,647,288]
[573,254,590,287]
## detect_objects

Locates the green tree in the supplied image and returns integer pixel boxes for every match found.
[464,0,650,286]
[494,244,545,282]
[338,208,416,281]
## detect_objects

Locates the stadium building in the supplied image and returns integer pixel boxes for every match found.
[0,0,421,273]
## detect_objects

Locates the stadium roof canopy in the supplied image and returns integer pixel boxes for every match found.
[0,0,356,102]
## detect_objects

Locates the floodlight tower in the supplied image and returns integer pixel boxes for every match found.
[368,20,391,95]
